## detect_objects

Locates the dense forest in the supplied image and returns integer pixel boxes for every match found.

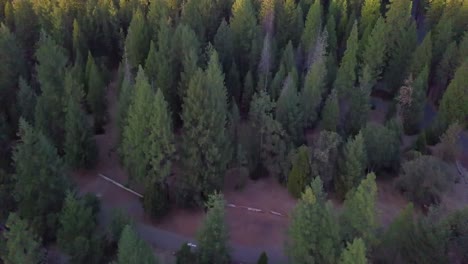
[0,0,467,263]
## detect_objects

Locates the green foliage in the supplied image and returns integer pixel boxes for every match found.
[409,32,432,77]
[108,209,133,243]
[231,0,257,71]
[154,18,176,114]
[360,0,380,37]
[339,238,368,264]
[362,122,400,171]
[176,243,197,264]
[442,207,468,263]
[439,59,468,126]
[13,120,69,240]
[72,19,86,61]
[249,91,290,181]
[121,67,153,183]
[196,193,230,264]
[302,37,327,128]
[376,204,449,264]
[310,131,341,190]
[382,0,417,92]
[145,87,175,186]
[0,24,25,107]
[34,33,68,146]
[301,0,322,58]
[337,132,366,198]
[437,123,462,163]
[257,251,268,264]
[64,73,97,169]
[143,182,170,219]
[396,156,454,206]
[288,179,341,264]
[214,19,234,71]
[278,0,303,48]
[117,68,133,140]
[117,225,158,264]
[241,71,254,113]
[58,192,101,264]
[399,66,429,135]
[125,8,149,69]
[322,89,339,132]
[0,170,15,221]
[288,146,311,198]
[180,51,229,205]
[17,77,36,124]
[86,53,107,132]
[12,0,39,58]
[276,76,303,144]
[2,213,43,263]
[144,40,158,86]
[360,16,386,90]
[341,173,377,245]
[434,40,458,94]
[334,21,358,97]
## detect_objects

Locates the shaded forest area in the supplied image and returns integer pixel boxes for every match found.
[0,0,467,263]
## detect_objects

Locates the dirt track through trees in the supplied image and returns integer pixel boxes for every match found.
[72,73,468,264]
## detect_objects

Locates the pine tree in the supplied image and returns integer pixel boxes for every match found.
[117,64,133,139]
[144,40,158,86]
[4,1,14,30]
[64,73,97,169]
[360,0,380,40]
[383,0,417,92]
[341,172,377,245]
[302,34,327,127]
[409,32,433,77]
[155,18,175,114]
[0,24,25,108]
[288,178,341,264]
[58,192,97,263]
[287,146,311,198]
[432,14,455,66]
[86,53,107,132]
[13,120,69,240]
[231,0,257,72]
[72,19,86,62]
[277,0,303,48]
[434,40,458,95]
[121,67,153,183]
[196,193,230,264]
[399,66,429,134]
[339,238,368,264]
[337,132,366,198]
[360,16,386,90]
[12,0,39,60]
[322,89,339,132]
[17,77,36,124]
[181,50,229,205]
[125,8,149,70]
[2,213,43,263]
[301,0,322,59]
[117,225,157,264]
[143,89,175,217]
[34,33,68,146]
[241,70,254,113]
[334,21,358,96]
[276,75,303,144]
[439,59,468,126]
[214,19,234,71]
[172,24,200,102]
[249,90,290,181]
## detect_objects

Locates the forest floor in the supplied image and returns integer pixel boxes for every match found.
[71,74,468,264]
